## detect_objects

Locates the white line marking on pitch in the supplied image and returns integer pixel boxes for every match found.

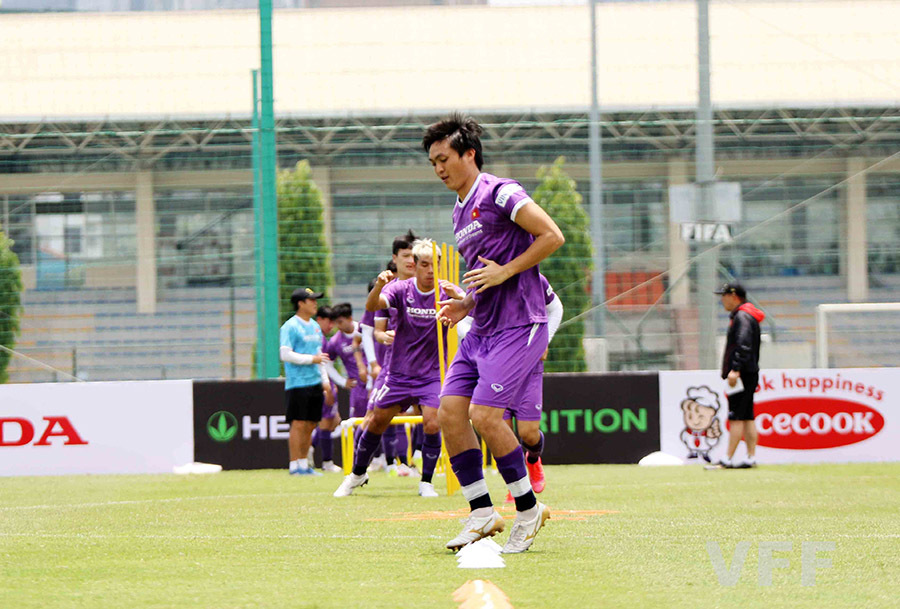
[0,492,300,512]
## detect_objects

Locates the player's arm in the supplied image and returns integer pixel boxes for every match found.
[279,346,330,365]
[352,336,367,384]
[455,315,474,340]
[365,270,394,311]
[546,293,564,343]
[373,316,395,345]
[360,322,378,367]
[325,360,349,389]
[463,202,564,294]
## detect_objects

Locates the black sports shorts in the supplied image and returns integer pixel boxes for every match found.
[285,384,324,423]
[727,373,758,421]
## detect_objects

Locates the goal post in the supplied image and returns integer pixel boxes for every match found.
[816,303,900,368]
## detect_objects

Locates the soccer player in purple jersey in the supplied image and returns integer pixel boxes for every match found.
[334,239,462,498]
[360,233,420,473]
[319,303,368,473]
[423,114,564,553]
[309,306,337,469]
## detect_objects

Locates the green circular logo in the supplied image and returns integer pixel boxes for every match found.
[207,411,238,443]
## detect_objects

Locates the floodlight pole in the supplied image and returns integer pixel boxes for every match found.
[259,0,281,378]
[697,0,718,369]
[588,0,605,337]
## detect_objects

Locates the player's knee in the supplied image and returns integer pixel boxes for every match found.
[469,407,501,435]
[423,418,440,435]
[519,426,541,446]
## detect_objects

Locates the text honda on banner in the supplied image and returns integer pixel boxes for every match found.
[659,368,900,463]
[0,380,194,476]
[659,368,897,464]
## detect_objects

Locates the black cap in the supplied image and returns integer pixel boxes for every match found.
[713,282,746,298]
[291,287,324,306]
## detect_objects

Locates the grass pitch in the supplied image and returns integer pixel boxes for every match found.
[1,463,898,609]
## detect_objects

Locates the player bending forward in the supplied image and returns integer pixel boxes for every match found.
[424,114,564,554]
[334,239,463,498]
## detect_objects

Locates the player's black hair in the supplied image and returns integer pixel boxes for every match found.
[367,278,377,292]
[386,260,397,273]
[422,112,484,170]
[315,305,335,320]
[332,302,353,319]
[392,229,418,255]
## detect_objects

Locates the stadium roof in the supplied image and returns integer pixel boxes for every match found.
[1,1,897,121]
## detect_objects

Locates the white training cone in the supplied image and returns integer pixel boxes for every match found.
[638,451,684,466]
[173,462,223,475]
[457,538,503,560]
[457,540,506,569]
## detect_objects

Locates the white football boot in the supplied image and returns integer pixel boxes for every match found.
[445,509,505,551]
[333,473,368,497]
[418,482,439,498]
[501,502,550,554]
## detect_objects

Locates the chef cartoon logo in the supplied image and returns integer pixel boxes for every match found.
[679,386,722,463]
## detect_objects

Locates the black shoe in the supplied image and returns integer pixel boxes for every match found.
[687,452,698,459]
[701,453,712,463]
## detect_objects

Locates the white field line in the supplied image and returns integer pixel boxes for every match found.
[0,532,443,541]
[0,492,303,512]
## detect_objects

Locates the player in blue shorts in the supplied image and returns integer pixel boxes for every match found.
[279,288,332,476]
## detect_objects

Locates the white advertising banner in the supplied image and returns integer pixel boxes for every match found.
[659,368,898,464]
[0,380,194,476]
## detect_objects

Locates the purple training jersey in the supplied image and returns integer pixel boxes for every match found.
[452,173,547,335]
[325,322,366,382]
[379,277,458,381]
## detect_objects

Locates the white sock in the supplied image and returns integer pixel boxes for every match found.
[298,458,309,470]
[323,460,334,467]
[413,449,422,460]
[519,504,539,519]
[290,459,300,470]
[471,507,494,518]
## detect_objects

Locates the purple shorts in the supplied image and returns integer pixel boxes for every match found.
[373,372,441,410]
[366,368,388,412]
[441,323,549,409]
[349,383,369,418]
[503,361,543,422]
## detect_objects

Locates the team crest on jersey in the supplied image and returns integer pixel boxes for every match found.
[472,207,480,219]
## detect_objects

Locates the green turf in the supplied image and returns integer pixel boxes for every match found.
[1,463,898,609]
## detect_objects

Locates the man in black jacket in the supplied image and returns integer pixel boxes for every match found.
[715,282,765,468]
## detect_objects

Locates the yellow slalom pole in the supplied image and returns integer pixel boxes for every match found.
[434,241,446,388]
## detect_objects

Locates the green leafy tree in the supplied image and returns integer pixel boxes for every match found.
[277,160,334,323]
[532,157,594,372]
[0,231,23,383]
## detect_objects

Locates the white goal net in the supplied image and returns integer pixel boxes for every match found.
[816,303,900,368]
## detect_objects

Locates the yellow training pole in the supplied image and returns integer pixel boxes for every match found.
[434,241,446,388]
[341,416,424,475]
